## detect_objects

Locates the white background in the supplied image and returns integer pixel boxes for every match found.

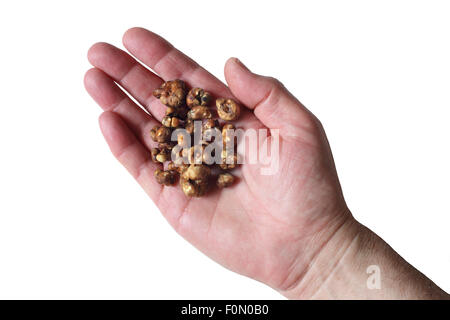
[0,0,449,299]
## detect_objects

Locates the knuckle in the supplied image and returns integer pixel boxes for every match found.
[266,76,283,89]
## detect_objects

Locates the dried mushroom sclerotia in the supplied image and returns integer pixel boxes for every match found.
[150,79,241,197]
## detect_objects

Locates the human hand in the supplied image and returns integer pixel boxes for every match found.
[85,28,448,299]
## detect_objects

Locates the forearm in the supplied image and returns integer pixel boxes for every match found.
[281,215,450,299]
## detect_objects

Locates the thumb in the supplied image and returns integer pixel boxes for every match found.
[224,58,316,137]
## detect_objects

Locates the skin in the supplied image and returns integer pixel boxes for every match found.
[84,27,449,299]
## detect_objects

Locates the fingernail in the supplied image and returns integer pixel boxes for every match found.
[233,57,250,71]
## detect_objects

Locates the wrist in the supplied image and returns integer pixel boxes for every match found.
[280,213,449,299]
[279,211,362,299]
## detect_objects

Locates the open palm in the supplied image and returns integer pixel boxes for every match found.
[85,27,352,294]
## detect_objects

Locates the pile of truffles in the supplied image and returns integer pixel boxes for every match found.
[150,79,241,197]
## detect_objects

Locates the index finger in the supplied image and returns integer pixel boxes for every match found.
[123,27,228,97]
[123,27,264,131]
